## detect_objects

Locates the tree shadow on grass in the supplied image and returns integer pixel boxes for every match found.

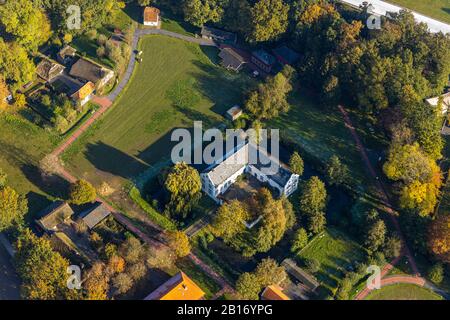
[84,142,149,180]
[20,164,71,201]
[189,61,254,115]
[24,191,53,222]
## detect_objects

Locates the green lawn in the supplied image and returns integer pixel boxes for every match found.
[176,257,222,299]
[297,228,367,294]
[365,283,444,300]
[270,93,381,188]
[64,35,251,189]
[0,112,59,214]
[386,0,450,24]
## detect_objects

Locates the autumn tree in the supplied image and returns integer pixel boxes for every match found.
[383,143,442,216]
[167,230,191,258]
[245,67,294,120]
[212,200,249,241]
[289,151,304,176]
[164,162,202,219]
[69,179,97,205]
[112,273,133,295]
[247,0,289,43]
[84,262,110,300]
[120,237,144,264]
[15,229,76,300]
[325,155,349,186]
[255,190,289,252]
[428,214,450,263]
[0,186,28,231]
[0,0,52,51]
[0,39,36,89]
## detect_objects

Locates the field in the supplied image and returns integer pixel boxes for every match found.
[386,0,450,24]
[365,283,443,300]
[0,113,59,214]
[296,228,367,294]
[269,93,387,194]
[64,35,252,189]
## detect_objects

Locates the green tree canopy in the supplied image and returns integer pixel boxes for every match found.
[245,68,293,120]
[289,151,304,176]
[15,229,77,300]
[164,162,202,219]
[0,186,28,231]
[325,155,349,186]
[212,200,249,242]
[247,0,290,43]
[69,179,97,205]
[183,0,224,27]
[0,0,52,51]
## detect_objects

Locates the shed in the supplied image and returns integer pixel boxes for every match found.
[78,202,111,230]
[36,202,74,233]
[282,258,320,292]
[201,26,237,44]
[251,49,276,73]
[219,47,247,72]
[226,105,243,121]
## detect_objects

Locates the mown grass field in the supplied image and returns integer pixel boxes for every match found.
[0,113,59,214]
[386,0,450,24]
[365,283,443,300]
[64,35,252,189]
[269,93,386,189]
[296,228,367,294]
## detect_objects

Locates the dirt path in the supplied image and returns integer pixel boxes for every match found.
[337,105,433,300]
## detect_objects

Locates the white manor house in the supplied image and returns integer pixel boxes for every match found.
[200,142,299,204]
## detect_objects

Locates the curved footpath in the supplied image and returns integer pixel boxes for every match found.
[51,29,232,297]
[338,105,448,300]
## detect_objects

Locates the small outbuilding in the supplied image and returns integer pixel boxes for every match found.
[36,58,65,82]
[78,202,111,230]
[425,92,450,115]
[226,105,243,121]
[57,45,77,65]
[272,45,300,66]
[251,49,277,73]
[143,7,161,27]
[69,57,114,89]
[201,26,237,44]
[219,47,247,72]
[36,201,74,233]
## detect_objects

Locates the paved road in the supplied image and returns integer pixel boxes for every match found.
[338,0,450,34]
[0,244,21,300]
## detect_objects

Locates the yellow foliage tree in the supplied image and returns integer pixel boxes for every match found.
[167,230,191,258]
